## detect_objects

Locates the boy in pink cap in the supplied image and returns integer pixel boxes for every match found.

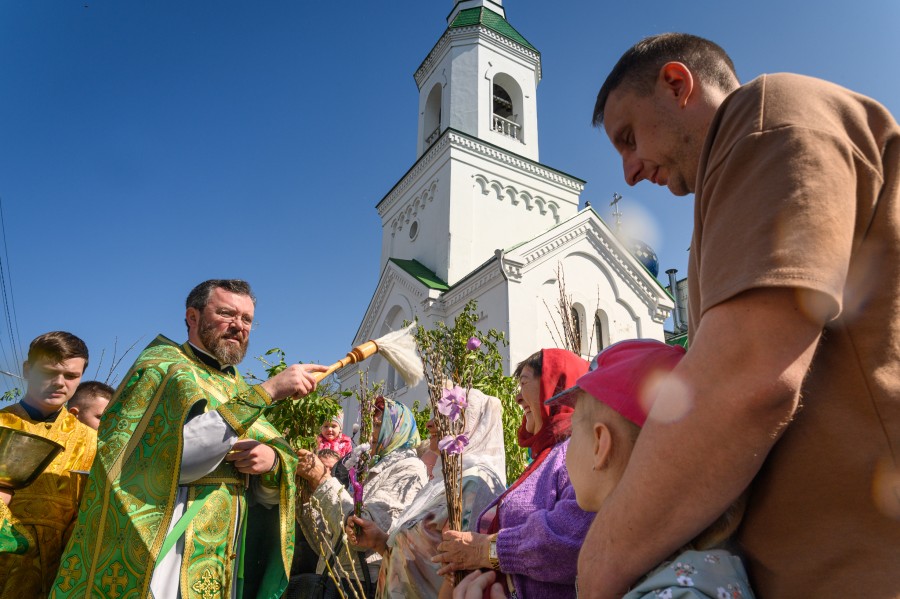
[550,339,755,599]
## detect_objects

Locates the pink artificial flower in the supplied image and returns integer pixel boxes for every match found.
[348,467,363,504]
[438,434,469,455]
[466,336,482,351]
[438,385,468,421]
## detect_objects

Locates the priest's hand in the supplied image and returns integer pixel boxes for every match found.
[226,439,277,475]
[261,363,329,401]
[346,515,389,555]
[434,530,492,574]
[295,448,330,489]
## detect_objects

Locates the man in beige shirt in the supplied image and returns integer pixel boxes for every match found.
[582,33,900,598]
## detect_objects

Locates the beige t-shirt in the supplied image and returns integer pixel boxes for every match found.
[689,73,900,598]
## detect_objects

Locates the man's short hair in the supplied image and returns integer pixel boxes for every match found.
[184,279,256,332]
[27,331,89,370]
[186,279,256,311]
[316,448,341,461]
[69,380,115,409]
[593,32,739,126]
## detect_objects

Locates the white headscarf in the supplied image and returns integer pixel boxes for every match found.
[389,388,506,535]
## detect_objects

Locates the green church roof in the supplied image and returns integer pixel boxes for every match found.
[390,259,450,291]
[449,7,537,52]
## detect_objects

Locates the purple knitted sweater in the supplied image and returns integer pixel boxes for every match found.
[478,440,595,599]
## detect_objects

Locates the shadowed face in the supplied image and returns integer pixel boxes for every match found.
[23,356,86,417]
[603,84,703,197]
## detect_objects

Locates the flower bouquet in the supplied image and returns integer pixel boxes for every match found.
[345,371,378,534]
[418,333,481,585]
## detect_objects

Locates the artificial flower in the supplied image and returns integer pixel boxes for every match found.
[438,434,469,455]
[348,467,364,504]
[438,385,468,421]
[345,443,371,469]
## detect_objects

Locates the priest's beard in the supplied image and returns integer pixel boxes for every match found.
[198,317,248,366]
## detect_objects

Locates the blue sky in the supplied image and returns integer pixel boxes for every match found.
[0,0,897,391]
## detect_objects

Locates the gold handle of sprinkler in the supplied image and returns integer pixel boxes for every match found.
[312,341,379,383]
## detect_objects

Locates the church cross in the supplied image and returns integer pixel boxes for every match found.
[610,192,623,231]
[101,562,128,599]
[57,556,81,592]
[191,568,223,599]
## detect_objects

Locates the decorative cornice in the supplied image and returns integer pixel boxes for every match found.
[391,179,439,236]
[415,25,540,89]
[378,133,451,218]
[474,173,560,223]
[377,129,583,220]
[450,132,584,192]
[440,261,505,311]
[511,215,673,324]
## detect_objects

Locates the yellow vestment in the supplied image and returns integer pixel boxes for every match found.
[0,405,96,597]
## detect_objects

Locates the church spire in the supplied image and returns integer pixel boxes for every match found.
[448,0,505,24]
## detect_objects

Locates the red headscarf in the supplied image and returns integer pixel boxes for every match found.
[496,348,588,502]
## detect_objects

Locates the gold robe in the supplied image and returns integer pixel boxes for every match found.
[0,405,96,598]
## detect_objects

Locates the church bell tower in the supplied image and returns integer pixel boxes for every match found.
[415,0,540,161]
[376,0,582,287]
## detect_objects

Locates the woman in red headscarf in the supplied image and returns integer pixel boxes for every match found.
[434,348,593,599]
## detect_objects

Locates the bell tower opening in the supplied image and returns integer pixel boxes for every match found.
[423,83,443,149]
[491,73,523,142]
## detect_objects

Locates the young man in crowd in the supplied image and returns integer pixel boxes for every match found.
[66,380,114,430]
[0,331,95,597]
[582,33,900,598]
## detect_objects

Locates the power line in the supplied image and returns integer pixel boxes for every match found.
[0,196,22,388]
[0,197,23,361]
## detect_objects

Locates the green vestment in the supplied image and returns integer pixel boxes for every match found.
[0,499,32,555]
[51,336,297,599]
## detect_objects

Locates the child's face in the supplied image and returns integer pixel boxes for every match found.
[566,391,625,512]
[70,395,109,430]
[321,422,341,440]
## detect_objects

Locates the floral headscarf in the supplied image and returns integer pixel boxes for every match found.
[372,397,421,464]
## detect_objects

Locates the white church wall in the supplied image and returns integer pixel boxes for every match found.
[378,150,453,282]
[443,141,581,285]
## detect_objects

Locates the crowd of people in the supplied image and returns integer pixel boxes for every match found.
[1,31,898,599]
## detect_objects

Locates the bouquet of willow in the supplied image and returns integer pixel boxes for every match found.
[418,331,483,585]
[344,371,379,534]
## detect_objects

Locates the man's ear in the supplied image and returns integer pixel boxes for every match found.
[185,307,200,331]
[22,360,30,378]
[592,422,614,472]
[658,61,695,108]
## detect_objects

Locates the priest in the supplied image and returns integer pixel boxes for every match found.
[52,279,327,599]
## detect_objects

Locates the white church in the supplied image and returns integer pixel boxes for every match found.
[337,0,676,404]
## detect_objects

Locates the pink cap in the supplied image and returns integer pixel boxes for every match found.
[545,339,685,427]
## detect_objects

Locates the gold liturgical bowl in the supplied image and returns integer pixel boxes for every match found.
[0,425,64,490]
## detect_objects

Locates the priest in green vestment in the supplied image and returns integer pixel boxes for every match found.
[51,279,327,599]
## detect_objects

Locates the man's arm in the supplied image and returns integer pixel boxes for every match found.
[577,287,824,598]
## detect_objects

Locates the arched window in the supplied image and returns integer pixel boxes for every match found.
[594,310,609,352]
[491,74,523,141]
[492,84,513,119]
[424,84,443,148]
[570,306,582,354]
